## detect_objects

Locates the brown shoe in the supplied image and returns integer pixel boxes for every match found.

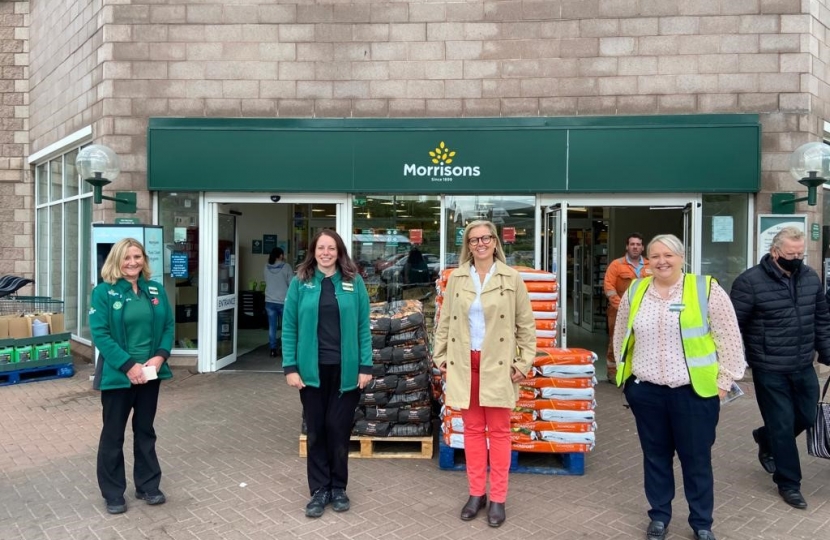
[460,495,487,521]
[487,501,506,527]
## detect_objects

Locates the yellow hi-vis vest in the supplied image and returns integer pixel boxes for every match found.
[615,274,720,398]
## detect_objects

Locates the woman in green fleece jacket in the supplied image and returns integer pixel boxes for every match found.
[282,229,373,518]
[89,238,174,515]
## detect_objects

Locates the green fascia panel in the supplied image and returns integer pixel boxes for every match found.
[568,125,761,193]
[354,129,566,193]
[147,115,760,193]
[148,129,353,192]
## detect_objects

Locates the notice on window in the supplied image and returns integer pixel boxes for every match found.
[171,252,189,278]
[711,216,733,243]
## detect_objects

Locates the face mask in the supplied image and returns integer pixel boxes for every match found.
[776,257,802,273]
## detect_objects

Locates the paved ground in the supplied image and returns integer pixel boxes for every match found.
[1,360,828,540]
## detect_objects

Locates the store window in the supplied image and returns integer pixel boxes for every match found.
[158,193,200,349]
[352,195,441,303]
[700,193,749,292]
[34,148,93,339]
[822,186,830,288]
[444,195,536,268]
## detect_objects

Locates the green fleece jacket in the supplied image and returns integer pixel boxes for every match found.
[89,276,174,391]
[281,269,372,392]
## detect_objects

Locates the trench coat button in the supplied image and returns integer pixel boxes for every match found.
[500,291,504,295]
[451,338,455,342]
[453,315,457,320]
[500,314,505,319]
[456,293,459,297]
[500,337,504,342]
[498,360,503,365]
[450,361,454,365]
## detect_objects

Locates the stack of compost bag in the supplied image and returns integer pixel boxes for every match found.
[434,266,597,454]
[354,299,433,438]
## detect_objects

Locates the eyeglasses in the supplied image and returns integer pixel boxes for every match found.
[468,235,494,246]
[777,249,806,260]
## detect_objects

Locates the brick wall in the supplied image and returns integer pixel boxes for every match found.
[24,1,830,229]
[0,1,29,276]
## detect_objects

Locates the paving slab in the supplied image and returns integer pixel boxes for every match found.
[0,360,828,539]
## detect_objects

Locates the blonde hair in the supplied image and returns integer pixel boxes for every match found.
[771,226,805,251]
[100,238,151,284]
[458,220,506,266]
[647,234,685,258]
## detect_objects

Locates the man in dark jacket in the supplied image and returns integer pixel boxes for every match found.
[730,226,830,510]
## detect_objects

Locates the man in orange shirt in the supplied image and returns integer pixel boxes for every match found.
[603,233,650,382]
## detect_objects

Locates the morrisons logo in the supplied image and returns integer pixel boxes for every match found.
[403,141,481,181]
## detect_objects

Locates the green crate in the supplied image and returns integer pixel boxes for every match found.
[52,339,70,358]
[13,344,33,363]
[0,344,12,364]
[33,343,52,361]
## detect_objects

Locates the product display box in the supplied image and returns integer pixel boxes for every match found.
[176,286,198,305]
[0,313,65,339]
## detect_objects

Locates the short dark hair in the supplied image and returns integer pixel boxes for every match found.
[626,233,644,245]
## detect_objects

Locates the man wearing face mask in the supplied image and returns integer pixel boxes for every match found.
[730,227,830,510]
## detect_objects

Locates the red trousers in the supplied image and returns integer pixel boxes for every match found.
[460,351,512,503]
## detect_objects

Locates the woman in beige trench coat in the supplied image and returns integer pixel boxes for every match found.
[433,220,536,528]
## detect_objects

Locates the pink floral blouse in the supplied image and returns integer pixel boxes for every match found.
[613,277,746,391]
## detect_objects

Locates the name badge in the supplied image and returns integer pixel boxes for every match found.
[669,303,685,312]
[342,282,354,292]
[148,286,159,295]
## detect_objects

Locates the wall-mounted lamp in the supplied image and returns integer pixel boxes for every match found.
[771,141,830,214]
[76,144,137,214]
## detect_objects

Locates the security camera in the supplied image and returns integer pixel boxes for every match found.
[270,195,281,203]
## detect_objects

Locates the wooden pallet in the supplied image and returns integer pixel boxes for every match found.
[299,434,433,459]
[0,361,74,386]
[437,440,585,475]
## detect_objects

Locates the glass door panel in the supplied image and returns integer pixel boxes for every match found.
[543,204,565,346]
[216,213,238,370]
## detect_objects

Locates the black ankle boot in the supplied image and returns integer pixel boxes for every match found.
[460,495,487,521]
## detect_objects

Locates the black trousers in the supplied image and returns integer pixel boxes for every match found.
[97,380,162,503]
[753,365,819,492]
[300,364,360,496]
[625,379,720,531]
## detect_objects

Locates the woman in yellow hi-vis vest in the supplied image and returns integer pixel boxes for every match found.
[613,234,746,540]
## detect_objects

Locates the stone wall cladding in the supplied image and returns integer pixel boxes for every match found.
[22,1,830,234]
[0,1,29,276]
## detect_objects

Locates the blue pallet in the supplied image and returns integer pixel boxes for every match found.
[438,439,585,476]
[0,362,74,386]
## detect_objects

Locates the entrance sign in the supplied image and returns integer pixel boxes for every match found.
[502,227,516,244]
[757,214,807,261]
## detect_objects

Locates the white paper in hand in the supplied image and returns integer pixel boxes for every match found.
[142,365,158,380]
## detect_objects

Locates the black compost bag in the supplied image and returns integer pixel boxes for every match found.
[390,312,425,333]
[370,317,392,335]
[353,420,392,437]
[386,359,430,376]
[387,389,430,407]
[364,407,400,422]
[365,374,399,393]
[387,327,427,347]
[371,363,387,378]
[390,344,429,364]
[390,423,431,437]
[359,390,390,407]
[372,334,389,349]
[395,405,432,424]
[395,373,430,394]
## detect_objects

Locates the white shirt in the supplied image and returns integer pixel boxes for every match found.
[469,262,496,351]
